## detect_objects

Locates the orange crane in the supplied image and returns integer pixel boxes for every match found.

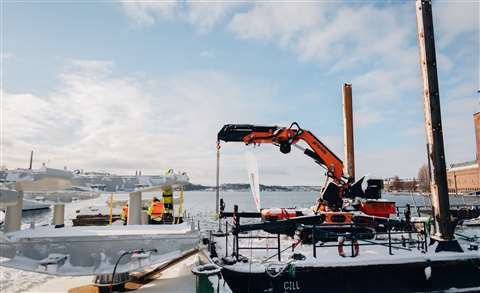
[217,122,363,211]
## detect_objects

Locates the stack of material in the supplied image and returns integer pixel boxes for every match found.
[72,206,122,226]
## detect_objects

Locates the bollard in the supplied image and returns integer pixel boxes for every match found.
[53,203,65,227]
[4,187,23,233]
[128,191,142,225]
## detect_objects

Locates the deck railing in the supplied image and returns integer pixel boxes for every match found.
[308,221,429,258]
[214,219,430,262]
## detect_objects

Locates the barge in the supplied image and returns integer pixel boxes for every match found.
[203,205,480,293]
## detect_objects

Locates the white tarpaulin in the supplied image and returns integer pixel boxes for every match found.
[245,151,261,211]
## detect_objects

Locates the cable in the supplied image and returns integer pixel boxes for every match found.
[109,248,157,293]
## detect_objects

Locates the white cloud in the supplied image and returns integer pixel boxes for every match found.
[0,52,15,60]
[229,2,328,46]
[354,107,384,128]
[3,59,332,185]
[120,0,245,32]
[200,50,215,58]
[228,2,422,132]
[187,1,246,33]
[6,2,478,182]
[120,0,180,26]
[434,1,480,48]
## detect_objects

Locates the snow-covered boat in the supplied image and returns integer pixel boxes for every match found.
[0,168,200,279]
[0,222,199,276]
[462,216,480,227]
[203,215,480,293]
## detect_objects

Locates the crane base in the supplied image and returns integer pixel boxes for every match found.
[433,238,463,253]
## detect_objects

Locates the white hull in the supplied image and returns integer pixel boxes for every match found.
[0,223,199,276]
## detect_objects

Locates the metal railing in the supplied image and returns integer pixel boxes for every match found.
[215,219,430,262]
[309,221,429,257]
[222,221,282,261]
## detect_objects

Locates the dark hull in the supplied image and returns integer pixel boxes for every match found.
[221,258,480,293]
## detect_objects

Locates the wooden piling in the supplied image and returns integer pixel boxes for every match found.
[342,83,355,181]
[415,0,460,251]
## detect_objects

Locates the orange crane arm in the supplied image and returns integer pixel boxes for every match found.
[217,123,345,183]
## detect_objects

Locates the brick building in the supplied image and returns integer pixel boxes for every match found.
[447,112,480,194]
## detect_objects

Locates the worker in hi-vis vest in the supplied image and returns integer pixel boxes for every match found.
[148,197,165,224]
[120,203,128,225]
[162,187,174,224]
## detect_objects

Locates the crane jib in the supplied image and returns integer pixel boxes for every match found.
[217,124,279,142]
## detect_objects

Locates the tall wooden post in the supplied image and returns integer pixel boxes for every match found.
[415,0,461,252]
[342,83,355,181]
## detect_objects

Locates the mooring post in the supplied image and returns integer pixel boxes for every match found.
[4,183,24,233]
[415,0,462,252]
[128,191,142,225]
[52,203,65,227]
[342,83,355,181]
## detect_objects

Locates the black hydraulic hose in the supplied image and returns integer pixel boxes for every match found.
[289,122,302,131]
[110,248,158,293]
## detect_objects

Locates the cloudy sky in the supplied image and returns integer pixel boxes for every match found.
[1,0,479,185]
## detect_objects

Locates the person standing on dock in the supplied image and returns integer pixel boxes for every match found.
[148,197,165,224]
[120,203,128,225]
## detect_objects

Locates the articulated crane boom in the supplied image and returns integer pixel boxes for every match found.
[217,122,364,211]
[217,123,345,184]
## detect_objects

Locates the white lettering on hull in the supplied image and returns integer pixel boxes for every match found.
[283,280,300,291]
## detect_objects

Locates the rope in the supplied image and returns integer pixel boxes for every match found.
[265,259,294,278]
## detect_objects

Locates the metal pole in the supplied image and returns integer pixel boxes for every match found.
[29,151,33,170]
[415,0,461,252]
[215,142,220,215]
[342,83,355,181]
[277,233,281,261]
[388,227,392,255]
[225,222,229,257]
[233,205,239,260]
[454,172,458,197]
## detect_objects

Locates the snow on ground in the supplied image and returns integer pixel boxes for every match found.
[136,254,197,293]
[0,261,54,293]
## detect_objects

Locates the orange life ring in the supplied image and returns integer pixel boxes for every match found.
[261,208,298,221]
[338,237,360,257]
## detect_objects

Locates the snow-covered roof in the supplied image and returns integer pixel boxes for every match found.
[448,161,479,172]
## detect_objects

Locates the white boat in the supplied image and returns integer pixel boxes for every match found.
[0,168,199,278]
[462,216,480,227]
[0,222,199,276]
